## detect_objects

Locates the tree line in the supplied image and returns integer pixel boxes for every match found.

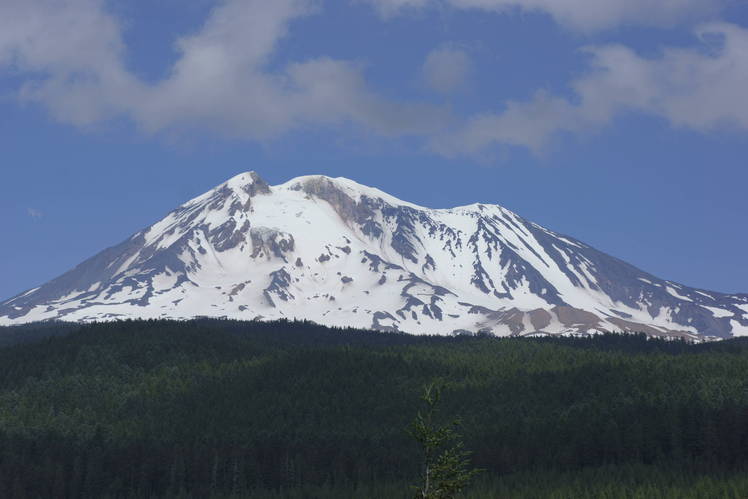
[0,319,746,497]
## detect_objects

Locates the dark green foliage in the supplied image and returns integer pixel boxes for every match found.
[0,319,747,497]
[410,383,481,498]
[0,320,77,348]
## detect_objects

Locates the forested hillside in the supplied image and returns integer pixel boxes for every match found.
[0,320,747,498]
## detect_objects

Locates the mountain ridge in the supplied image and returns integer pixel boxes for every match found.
[2,171,747,339]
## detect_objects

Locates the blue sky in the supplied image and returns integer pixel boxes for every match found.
[1,0,747,301]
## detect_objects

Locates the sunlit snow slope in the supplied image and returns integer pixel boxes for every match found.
[2,172,747,339]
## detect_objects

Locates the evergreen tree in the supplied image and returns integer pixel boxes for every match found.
[409,383,482,498]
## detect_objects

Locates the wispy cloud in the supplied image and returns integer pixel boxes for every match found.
[27,208,43,219]
[0,0,447,140]
[433,23,748,156]
[364,0,728,32]
[0,1,746,159]
[422,46,472,94]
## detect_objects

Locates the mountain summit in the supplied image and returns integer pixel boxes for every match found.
[2,172,747,339]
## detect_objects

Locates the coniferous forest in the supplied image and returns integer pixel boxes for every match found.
[0,319,747,498]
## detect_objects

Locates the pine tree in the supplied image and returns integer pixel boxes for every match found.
[409,383,482,499]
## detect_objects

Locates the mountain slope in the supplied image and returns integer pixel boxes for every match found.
[2,171,747,338]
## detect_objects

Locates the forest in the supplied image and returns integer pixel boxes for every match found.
[0,319,747,498]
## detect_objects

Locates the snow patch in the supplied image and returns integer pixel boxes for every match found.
[665,286,693,302]
[702,306,733,318]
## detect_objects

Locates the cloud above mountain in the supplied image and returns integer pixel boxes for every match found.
[422,46,472,94]
[0,0,446,140]
[0,0,746,156]
[435,22,748,155]
[364,0,728,31]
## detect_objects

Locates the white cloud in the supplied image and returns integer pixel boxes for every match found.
[2,1,747,158]
[422,46,471,94]
[434,23,748,156]
[0,0,143,125]
[0,0,446,139]
[364,0,728,31]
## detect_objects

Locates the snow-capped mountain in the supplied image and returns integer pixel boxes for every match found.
[2,172,747,339]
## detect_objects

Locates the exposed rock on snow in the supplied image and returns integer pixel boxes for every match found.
[2,171,746,339]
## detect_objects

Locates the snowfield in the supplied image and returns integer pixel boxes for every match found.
[1,171,746,339]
